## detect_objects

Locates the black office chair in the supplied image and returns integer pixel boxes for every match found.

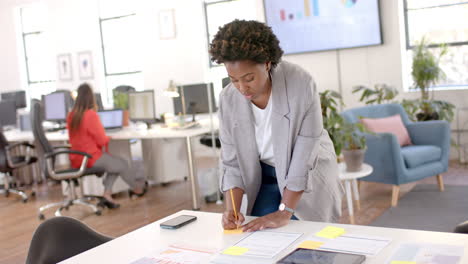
[454,221,468,234]
[26,216,112,264]
[0,131,37,202]
[30,99,106,219]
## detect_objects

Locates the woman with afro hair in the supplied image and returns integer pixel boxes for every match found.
[210,19,344,232]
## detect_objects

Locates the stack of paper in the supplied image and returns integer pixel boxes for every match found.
[298,226,392,256]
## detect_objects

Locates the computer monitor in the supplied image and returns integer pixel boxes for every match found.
[19,113,31,131]
[128,90,156,124]
[222,77,231,88]
[97,109,123,130]
[173,83,217,116]
[0,100,17,128]
[1,90,27,109]
[43,92,68,122]
[95,93,104,111]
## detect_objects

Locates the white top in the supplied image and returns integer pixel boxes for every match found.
[338,163,373,181]
[251,95,275,166]
[60,210,468,264]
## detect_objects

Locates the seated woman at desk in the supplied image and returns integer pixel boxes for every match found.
[67,83,147,209]
[209,20,344,231]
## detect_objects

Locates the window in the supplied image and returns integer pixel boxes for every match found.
[204,0,257,67]
[98,0,143,104]
[19,4,55,100]
[403,0,468,90]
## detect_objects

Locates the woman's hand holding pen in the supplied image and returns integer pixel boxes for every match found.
[222,210,245,230]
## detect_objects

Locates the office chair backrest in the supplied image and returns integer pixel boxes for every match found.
[0,131,9,172]
[26,216,112,264]
[30,99,54,155]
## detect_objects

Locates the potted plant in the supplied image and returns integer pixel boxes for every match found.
[352,83,399,105]
[337,121,367,172]
[319,90,344,156]
[113,90,130,126]
[404,37,455,121]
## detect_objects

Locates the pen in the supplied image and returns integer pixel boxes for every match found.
[230,188,239,229]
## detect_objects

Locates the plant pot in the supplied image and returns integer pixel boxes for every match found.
[416,112,439,121]
[342,148,366,172]
[122,110,129,127]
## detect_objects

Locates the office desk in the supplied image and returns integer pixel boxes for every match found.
[60,210,468,264]
[4,119,219,210]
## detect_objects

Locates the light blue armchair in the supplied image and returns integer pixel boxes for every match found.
[341,104,450,206]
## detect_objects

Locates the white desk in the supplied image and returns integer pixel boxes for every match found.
[4,118,219,210]
[60,210,468,264]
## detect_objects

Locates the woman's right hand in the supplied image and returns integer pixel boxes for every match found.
[222,210,245,230]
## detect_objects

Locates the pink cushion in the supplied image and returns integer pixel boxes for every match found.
[361,114,412,146]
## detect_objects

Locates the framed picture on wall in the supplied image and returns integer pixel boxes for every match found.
[159,9,176,39]
[78,51,94,80]
[57,53,73,81]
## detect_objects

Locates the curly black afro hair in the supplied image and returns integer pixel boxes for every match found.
[209,19,283,69]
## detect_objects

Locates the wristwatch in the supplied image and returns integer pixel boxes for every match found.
[278,203,294,214]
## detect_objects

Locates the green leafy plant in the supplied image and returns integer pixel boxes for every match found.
[113,91,129,110]
[404,37,454,122]
[411,37,448,100]
[336,121,367,150]
[320,90,344,156]
[352,83,399,105]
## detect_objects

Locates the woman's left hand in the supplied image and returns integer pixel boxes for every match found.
[242,211,293,232]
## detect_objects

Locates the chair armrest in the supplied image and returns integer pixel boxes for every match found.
[53,145,71,150]
[5,142,35,169]
[45,150,92,180]
[362,132,407,185]
[406,120,450,169]
[6,142,35,151]
[45,150,92,159]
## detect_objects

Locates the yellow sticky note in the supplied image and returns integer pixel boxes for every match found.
[223,228,243,234]
[222,246,249,256]
[297,240,324,249]
[315,226,346,239]
[390,261,416,264]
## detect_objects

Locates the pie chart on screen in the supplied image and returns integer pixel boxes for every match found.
[342,0,358,7]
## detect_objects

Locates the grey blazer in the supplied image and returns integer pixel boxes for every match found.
[219,61,344,222]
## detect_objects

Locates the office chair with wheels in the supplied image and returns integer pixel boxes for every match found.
[26,216,112,264]
[0,131,37,202]
[30,99,106,219]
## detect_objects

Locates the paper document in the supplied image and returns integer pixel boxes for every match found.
[223,231,302,258]
[386,243,464,264]
[303,233,392,256]
[130,245,214,264]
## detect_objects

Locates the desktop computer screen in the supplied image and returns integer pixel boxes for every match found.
[97,109,123,130]
[0,100,17,127]
[43,92,68,121]
[128,91,156,122]
[173,83,217,115]
[1,90,27,109]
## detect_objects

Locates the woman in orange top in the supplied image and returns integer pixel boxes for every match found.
[67,83,146,209]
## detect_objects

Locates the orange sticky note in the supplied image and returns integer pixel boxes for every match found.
[297,240,324,249]
[315,226,345,239]
[222,246,249,256]
[390,261,416,264]
[223,228,243,234]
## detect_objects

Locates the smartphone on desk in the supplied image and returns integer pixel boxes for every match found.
[160,215,197,229]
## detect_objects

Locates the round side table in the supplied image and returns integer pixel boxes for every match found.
[338,163,373,224]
